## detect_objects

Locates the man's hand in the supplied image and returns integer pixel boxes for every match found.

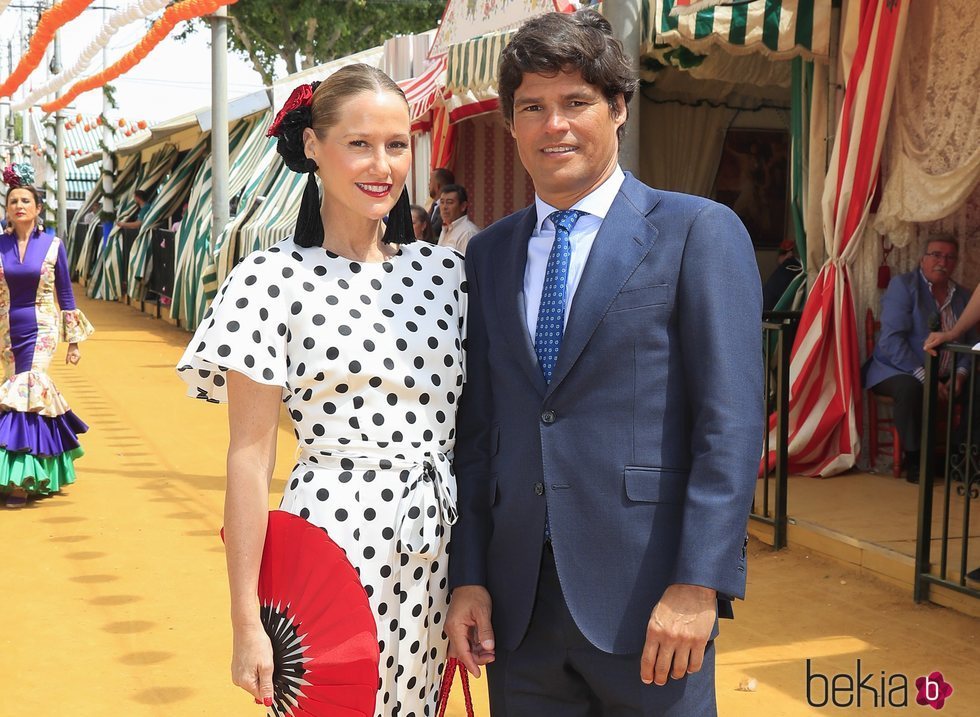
[641,584,717,686]
[924,331,954,356]
[446,585,496,677]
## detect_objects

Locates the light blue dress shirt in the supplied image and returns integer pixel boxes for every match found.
[524,166,626,338]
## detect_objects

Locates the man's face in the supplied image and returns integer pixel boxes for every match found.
[920,241,958,287]
[428,172,439,199]
[509,69,625,209]
[440,190,467,225]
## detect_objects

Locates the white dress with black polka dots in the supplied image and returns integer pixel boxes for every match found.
[177,239,467,717]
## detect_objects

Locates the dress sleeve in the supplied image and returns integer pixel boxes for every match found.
[176,250,289,402]
[54,239,94,343]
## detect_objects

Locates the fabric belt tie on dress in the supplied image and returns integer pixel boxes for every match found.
[398,451,458,560]
[295,445,458,561]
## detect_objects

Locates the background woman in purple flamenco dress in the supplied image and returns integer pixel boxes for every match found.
[0,163,94,508]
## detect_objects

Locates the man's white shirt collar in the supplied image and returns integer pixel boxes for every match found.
[533,166,626,232]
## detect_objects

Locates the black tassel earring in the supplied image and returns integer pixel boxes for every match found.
[381,187,415,245]
[293,168,324,248]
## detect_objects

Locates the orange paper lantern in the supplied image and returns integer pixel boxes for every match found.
[75,113,83,123]
[137,120,147,129]
[117,118,126,127]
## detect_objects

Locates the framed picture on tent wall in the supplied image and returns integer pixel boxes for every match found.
[712,129,789,248]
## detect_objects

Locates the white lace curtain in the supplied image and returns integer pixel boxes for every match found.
[873,0,980,246]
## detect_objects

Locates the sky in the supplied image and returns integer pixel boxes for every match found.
[6,1,279,123]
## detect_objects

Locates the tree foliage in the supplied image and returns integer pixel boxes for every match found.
[180,0,444,85]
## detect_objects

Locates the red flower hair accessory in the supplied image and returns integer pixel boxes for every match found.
[267,82,320,138]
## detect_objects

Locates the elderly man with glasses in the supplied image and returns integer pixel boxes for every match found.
[864,233,975,483]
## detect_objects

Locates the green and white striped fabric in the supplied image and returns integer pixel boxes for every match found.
[446,29,515,94]
[645,0,832,61]
[88,144,178,300]
[66,178,103,271]
[208,111,278,288]
[76,156,140,285]
[125,137,210,301]
[171,114,272,331]
[234,160,306,257]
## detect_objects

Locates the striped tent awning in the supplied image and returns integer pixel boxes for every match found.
[76,156,140,283]
[442,30,517,123]
[446,30,515,95]
[171,114,274,331]
[125,136,211,301]
[646,0,833,61]
[399,54,448,130]
[88,144,179,300]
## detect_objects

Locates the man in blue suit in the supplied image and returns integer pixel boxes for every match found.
[864,234,973,483]
[446,9,763,716]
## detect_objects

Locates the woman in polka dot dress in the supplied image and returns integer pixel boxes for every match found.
[177,65,466,717]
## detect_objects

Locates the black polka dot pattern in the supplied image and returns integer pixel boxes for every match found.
[176,239,467,717]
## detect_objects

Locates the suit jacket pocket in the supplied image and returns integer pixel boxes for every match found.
[624,466,688,504]
[607,284,669,313]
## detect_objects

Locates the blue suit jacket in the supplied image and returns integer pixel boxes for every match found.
[864,271,973,389]
[450,174,764,654]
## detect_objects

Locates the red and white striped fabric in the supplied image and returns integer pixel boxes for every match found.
[769,0,910,476]
[398,55,448,128]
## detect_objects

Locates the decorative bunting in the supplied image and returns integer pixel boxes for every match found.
[12,0,171,111]
[0,0,97,98]
[41,0,239,113]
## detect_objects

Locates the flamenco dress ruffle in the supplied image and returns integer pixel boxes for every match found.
[0,307,93,496]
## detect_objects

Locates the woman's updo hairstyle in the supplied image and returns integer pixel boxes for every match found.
[268,64,415,249]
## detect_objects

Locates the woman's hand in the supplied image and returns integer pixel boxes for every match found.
[65,343,81,365]
[923,331,954,356]
[231,621,275,707]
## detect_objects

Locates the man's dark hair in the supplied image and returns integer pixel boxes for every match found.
[134,189,151,203]
[441,183,468,204]
[432,167,455,187]
[498,9,638,142]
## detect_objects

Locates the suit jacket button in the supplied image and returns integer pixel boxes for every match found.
[541,410,556,424]
[533,482,545,496]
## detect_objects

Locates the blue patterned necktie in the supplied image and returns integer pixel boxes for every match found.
[534,209,586,383]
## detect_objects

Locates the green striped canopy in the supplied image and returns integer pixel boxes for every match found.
[75,156,140,285]
[234,160,306,260]
[170,113,273,331]
[87,145,179,301]
[209,116,281,288]
[125,137,211,301]
[446,30,516,94]
[66,176,104,271]
[646,0,832,61]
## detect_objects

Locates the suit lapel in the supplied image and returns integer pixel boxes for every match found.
[495,207,548,395]
[545,177,661,399]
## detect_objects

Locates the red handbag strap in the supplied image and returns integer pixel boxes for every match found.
[437,657,475,717]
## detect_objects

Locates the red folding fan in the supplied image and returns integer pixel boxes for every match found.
[223,510,379,717]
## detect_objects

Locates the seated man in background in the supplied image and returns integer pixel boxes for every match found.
[437,183,480,254]
[864,234,974,483]
[117,189,152,231]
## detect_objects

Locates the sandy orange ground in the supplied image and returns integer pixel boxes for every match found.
[1,292,978,716]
